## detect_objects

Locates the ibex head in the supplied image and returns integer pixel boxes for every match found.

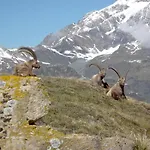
[28,59,40,69]
[18,47,40,69]
[108,66,129,87]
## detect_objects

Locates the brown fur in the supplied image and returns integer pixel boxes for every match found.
[13,47,40,77]
[89,64,109,89]
[106,67,129,100]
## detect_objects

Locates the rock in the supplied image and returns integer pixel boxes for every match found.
[3,117,11,123]
[2,93,12,103]
[0,127,3,132]
[5,100,17,108]
[3,107,13,117]
[2,93,11,99]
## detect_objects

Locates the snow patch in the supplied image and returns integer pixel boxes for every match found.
[57,36,66,45]
[68,38,73,42]
[74,46,82,50]
[42,61,51,65]
[99,45,120,55]
[130,41,139,47]
[76,34,86,39]
[129,60,141,63]
[105,27,115,35]
[86,45,120,60]
[7,48,17,51]
[83,11,102,26]
[130,47,140,54]
[115,1,149,23]
[64,50,71,54]
[42,45,68,58]
[82,26,92,32]
[0,48,12,59]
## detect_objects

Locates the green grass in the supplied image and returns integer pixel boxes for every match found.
[132,132,149,150]
[38,77,150,139]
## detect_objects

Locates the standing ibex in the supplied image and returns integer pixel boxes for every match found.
[89,63,109,89]
[13,47,40,76]
[106,66,129,100]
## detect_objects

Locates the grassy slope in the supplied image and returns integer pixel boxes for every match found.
[39,77,150,138]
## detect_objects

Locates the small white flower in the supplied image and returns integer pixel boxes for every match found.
[49,138,61,149]
[0,80,6,87]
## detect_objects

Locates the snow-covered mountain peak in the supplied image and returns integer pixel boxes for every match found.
[69,0,149,38]
[82,0,149,25]
[1,0,150,102]
[39,0,150,62]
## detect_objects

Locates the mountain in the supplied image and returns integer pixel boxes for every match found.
[1,0,150,102]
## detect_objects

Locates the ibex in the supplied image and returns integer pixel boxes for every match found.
[13,47,40,76]
[106,66,129,100]
[89,63,109,89]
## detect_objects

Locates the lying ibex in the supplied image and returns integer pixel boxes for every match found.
[13,47,40,76]
[106,66,129,100]
[89,63,109,89]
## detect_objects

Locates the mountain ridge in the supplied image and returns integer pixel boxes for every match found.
[1,0,150,102]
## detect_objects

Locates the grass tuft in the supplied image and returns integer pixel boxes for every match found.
[131,132,150,150]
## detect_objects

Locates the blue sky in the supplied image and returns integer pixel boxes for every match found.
[0,0,115,48]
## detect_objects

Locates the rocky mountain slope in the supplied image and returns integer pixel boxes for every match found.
[1,0,150,102]
[0,76,150,150]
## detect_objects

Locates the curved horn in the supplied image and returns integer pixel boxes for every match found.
[108,66,120,78]
[125,69,130,81]
[89,63,102,72]
[18,47,37,60]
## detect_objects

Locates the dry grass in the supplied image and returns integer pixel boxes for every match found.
[130,131,150,150]
[38,77,150,139]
